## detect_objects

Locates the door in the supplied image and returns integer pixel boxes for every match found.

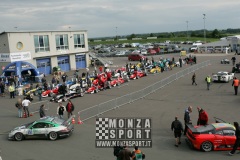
[57,56,70,71]
[214,130,226,149]
[27,122,48,139]
[36,58,51,75]
[76,54,86,69]
[223,129,236,148]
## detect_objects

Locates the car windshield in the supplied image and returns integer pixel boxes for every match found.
[217,72,227,76]
[25,122,34,128]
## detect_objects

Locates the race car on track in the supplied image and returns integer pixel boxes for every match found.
[220,59,230,64]
[8,116,74,141]
[212,71,234,82]
[186,123,239,152]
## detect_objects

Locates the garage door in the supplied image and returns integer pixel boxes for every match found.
[57,56,70,72]
[36,58,51,75]
[76,54,86,69]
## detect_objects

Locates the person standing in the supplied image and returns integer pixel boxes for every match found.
[184,106,192,135]
[132,146,145,160]
[15,98,23,118]
[8,83,15,98]
[39,104,46,118]
[118,145,132,160]
[205,75,212,90]
[197,107,208,125]
[171,116,183,147]
[179,57,182,68]
[192,73,197,85]
[37,85,43,101]
[57,102,65,119]
[231,56,236,66]
[229,122,240,156]
[22,97,31,117]
[66,99,75,118]
[61,73,68,83]
[232,77,239,95]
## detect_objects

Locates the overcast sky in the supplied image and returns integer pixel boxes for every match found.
[0,0,239,38]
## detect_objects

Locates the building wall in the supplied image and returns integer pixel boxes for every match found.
[0,33,10,53]
[0,30,89,74]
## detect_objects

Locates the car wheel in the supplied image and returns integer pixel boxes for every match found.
[129,58,132,61]
[201,141,213,152]
[136,75,139,79]
[117,82,120,86]
[49,131,58,141]
[14,132,23,141]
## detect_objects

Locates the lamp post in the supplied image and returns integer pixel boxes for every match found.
[203,14,206,44]
[186,21,189,41]
[116,27,118,40]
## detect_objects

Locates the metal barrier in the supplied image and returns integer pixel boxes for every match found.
[78,60,211,122]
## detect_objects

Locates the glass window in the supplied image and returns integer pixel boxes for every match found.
[215,130,223,135]
[34,35,50,53]
[31,123,47,129]
[223,130,235,136]
[55,34,69,50]
[74,34,85,48]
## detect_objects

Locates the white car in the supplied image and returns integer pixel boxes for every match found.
[212,71,235,82]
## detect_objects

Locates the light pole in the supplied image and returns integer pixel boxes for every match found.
[203,14,206,44]
[186,21,189,41]
[116,27,117,40]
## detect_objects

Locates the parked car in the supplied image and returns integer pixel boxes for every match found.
[8,116,74,141]
[186,122,238,152]
[128,53,145,61]
[220,59,230,64]
[212,71,234,82]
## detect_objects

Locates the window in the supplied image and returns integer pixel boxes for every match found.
[215,130,223,135]
[74,34,85,48]
[223,130,235,136]
[56,34,69,50]
[34,35,50,53]
[31,123,47,129]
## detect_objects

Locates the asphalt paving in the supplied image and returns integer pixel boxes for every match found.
[0,52,240,160]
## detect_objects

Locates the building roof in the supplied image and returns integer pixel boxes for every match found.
[0,30,87,35]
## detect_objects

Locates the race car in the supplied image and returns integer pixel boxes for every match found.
[41,89,53,98]
[65,84,84,98]
[212,71,234,82]
[220,59,230,64]
[186,123,238,152]
[8,116,74,141]
[50,94,67,103]
[149,66,161,74]
[129,71,147,80]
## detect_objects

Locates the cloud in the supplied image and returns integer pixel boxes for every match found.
[0,0,239,38]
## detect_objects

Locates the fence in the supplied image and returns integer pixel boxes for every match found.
[77,60,211,121]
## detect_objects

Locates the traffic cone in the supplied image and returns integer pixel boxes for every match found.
[23,111,27,118]
[71,117,76,124]
[30,113,33,116]
[77,116,83,124]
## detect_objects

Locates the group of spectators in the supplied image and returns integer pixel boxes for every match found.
[171,106,209,147]
[114,145,145,160]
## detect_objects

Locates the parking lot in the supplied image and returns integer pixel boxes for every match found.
[0,53,240,160]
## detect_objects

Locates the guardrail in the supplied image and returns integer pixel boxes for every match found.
[78,60,211,122]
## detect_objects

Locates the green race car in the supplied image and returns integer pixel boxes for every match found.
[8,116,74,141]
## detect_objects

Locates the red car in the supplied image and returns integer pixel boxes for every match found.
[186,123,238,152]
[130,71,147,80]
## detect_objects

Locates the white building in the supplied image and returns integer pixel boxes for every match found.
[0,30,89,75]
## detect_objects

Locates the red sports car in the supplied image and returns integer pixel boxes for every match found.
[186,123,239,152]
[129,71,147,80]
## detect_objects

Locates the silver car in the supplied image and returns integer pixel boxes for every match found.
[8,116,74,141]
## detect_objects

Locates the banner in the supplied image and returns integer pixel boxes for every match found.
[10,51,31,62]
[0,53,11,62]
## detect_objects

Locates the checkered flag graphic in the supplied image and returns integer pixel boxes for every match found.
[96,118,109,140]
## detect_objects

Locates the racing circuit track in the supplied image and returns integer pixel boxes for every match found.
[0,53,240,160]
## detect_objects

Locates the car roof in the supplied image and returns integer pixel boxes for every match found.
[35,116,58,123]
[212,123,235,130]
